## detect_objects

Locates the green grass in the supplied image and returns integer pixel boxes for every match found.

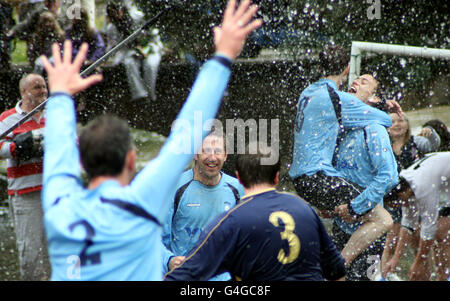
[10,40,28,64]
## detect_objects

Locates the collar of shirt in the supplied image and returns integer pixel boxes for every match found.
[15,100,45,122]
[318,78,338,90]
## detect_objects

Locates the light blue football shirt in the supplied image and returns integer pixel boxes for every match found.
[289,79,392,179]
[42,57,231,280]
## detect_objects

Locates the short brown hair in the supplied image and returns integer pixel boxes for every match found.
[79,114,133,179]
[235,142,280,188]
[318,44,350,77]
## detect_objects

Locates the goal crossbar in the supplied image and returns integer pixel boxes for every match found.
[348,41,450,87]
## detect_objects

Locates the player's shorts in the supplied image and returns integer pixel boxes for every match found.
[292,171,363,211]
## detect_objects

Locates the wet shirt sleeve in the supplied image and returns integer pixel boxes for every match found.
[349,124,398,215]
[338,92,392,129]
[42,92,84,212]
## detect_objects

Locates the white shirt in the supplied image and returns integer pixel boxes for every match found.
[400,152,450,240]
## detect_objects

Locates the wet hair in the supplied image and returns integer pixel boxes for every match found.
[106,0,134,37]
[392,113,412,146]
[66,7,95,42]
[423,119,450,151]
[235,142,280,188]
[318,44,350,77]
[44,0,58,6]
[384,176,411,204]
[79,114,133,179]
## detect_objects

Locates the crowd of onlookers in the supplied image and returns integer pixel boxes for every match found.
[1,0,164,103]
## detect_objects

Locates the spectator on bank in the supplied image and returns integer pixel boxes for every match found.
[102,0,162,104]
[30,11,64,70]
[65,6,105,67]
[17,0,45,22]
[6,0,63,67]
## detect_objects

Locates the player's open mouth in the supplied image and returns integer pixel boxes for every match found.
[349,87,357,93]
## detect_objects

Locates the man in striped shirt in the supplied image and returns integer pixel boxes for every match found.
[0,73,50,280]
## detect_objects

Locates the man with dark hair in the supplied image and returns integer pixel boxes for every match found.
[331,73,399,280]
[40,0,262,280]
[161,131,244,280]
[79,114,133,179]
[383,152,450,281]
[164,142,346,281]
[0,73,50,280]
[289,44,400,274]
[317,44,350,78]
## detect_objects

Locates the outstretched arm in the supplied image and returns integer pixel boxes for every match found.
[41,41,103,211]
[130,0,263,224]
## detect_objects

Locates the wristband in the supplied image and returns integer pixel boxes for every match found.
[211,53,233,69]
[346,200,365,220]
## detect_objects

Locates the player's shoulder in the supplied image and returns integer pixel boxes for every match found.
[335,90,361,104]
[364,122,389,135]
[177,169,195,187]
[275,190,310,205]
[221,172,241,187]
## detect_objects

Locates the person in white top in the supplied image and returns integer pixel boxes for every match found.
[382,152,450,281]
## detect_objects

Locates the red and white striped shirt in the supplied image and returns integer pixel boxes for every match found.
[0,101,45,195]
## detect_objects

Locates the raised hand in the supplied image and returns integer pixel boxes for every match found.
[40,40,103,96]
[213,0,263,60]
[385,99,403,117]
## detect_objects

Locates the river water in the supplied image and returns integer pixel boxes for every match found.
[0,105,448,280]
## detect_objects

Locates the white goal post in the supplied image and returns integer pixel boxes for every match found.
[348,41,450,88]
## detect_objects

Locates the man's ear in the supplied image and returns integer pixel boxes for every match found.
[126,149,136,172]
[274,171,279,185]
[343,64,350,76]
[235,171,242,184]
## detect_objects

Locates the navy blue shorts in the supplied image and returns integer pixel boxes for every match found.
[292,171,363,211]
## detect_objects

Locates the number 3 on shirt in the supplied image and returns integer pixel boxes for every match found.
[269,211,300,264]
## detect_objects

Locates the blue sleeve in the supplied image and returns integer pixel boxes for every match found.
[42,93,84,212]
[413,127,441,154]
[164,213,234,281]
[160,239,175,275]
[162,199,175,250]
[129,57,231,225]
[338,92,392,129]
[349,125,399,215]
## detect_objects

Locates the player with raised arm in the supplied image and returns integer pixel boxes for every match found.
[40,0,262,280]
